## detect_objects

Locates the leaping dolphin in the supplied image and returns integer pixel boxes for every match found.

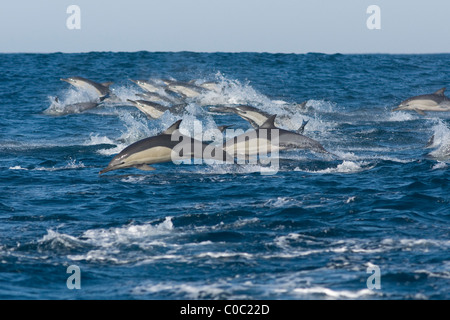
[127,99,187,119]
[60,76,113,98]
[199,81,221,92]
[99,120,230,174]
[165,80,207,98]
[135,92,181,104]
[223,115,329,157]
[209,105,309,134]
[393,87,450,115]
[45,96,105,116]
[130,79,162,93]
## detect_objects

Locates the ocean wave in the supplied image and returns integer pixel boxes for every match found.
[295,160,375,174]
[9,159,85,171]
[132,282,235,299]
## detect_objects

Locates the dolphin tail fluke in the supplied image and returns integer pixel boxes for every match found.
[297,119,309,134]
[426,135,435,148]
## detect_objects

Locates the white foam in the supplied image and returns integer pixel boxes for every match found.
[117,112,156,144]
[432,161,448,170]
[387,111,416,122]
[293,287,375,299]
[415,270,450,279]
[97,143,127,156]
[295,161,374,174]
[263,197,302,208]
[132,282,229,299]
[80,217,174,247]
[10,159,85,172]
[9,165,27,170]
[196,252,253,259]
[39,217,175,263]
[83,134,115,146]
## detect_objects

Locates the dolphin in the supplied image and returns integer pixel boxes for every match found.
[135,92,181,104]
[199,81,221,92]
[127,99,187,119]
[45,97,104,116]
[130,79,162,93]
[223,115,329,157]
[209,105,308,134]
[165,81,207,98]
[61,76,113,98]
[393,87,450,115]
[208,105,272,129]
[99,120,230,174]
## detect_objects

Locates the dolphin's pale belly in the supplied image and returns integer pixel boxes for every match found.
[139,83,160,93]
[169,85,201,98]
[136,104,165,119]
[126,146,174,166]
[200,82,220,92]
[72,82,103,96]
[224,138,279,156]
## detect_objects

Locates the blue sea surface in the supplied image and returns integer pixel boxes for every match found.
[0,52,449,299]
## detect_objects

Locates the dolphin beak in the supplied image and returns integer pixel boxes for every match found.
[130,79,138,84]
[60,78,69,82]
[99,166,114,175]
[392,106,401,111]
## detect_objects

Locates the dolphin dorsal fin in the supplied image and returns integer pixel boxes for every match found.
[259,115,277,129]
[162,120,182,135]
[434,87,446,96]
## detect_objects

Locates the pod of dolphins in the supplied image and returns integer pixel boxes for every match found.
[56,76,450,174]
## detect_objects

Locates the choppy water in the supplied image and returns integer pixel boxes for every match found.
[0,52,449,299]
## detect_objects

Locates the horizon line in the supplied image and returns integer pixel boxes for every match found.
[1,50,450,55]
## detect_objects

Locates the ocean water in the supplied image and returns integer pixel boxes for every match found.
[0,52,449,300]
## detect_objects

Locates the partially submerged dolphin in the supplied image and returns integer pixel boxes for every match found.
[209,105,309,134]
[165,81,207,98]
[61,76,113,98]
[130,79,162,93]
[45,97,104,116]
[135,92,181,104]
[223,115,329,157]
[99,120,229,174]
[393,87,450,115]
[127,99,187,119]
[199,81,221,92]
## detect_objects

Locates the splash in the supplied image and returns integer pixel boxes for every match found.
[295,160,375,174]
[9,159,85,171]
[427,119,450,160]
[387,111,417,122]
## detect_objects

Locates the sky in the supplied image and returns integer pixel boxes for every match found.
[1,0,449,53]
